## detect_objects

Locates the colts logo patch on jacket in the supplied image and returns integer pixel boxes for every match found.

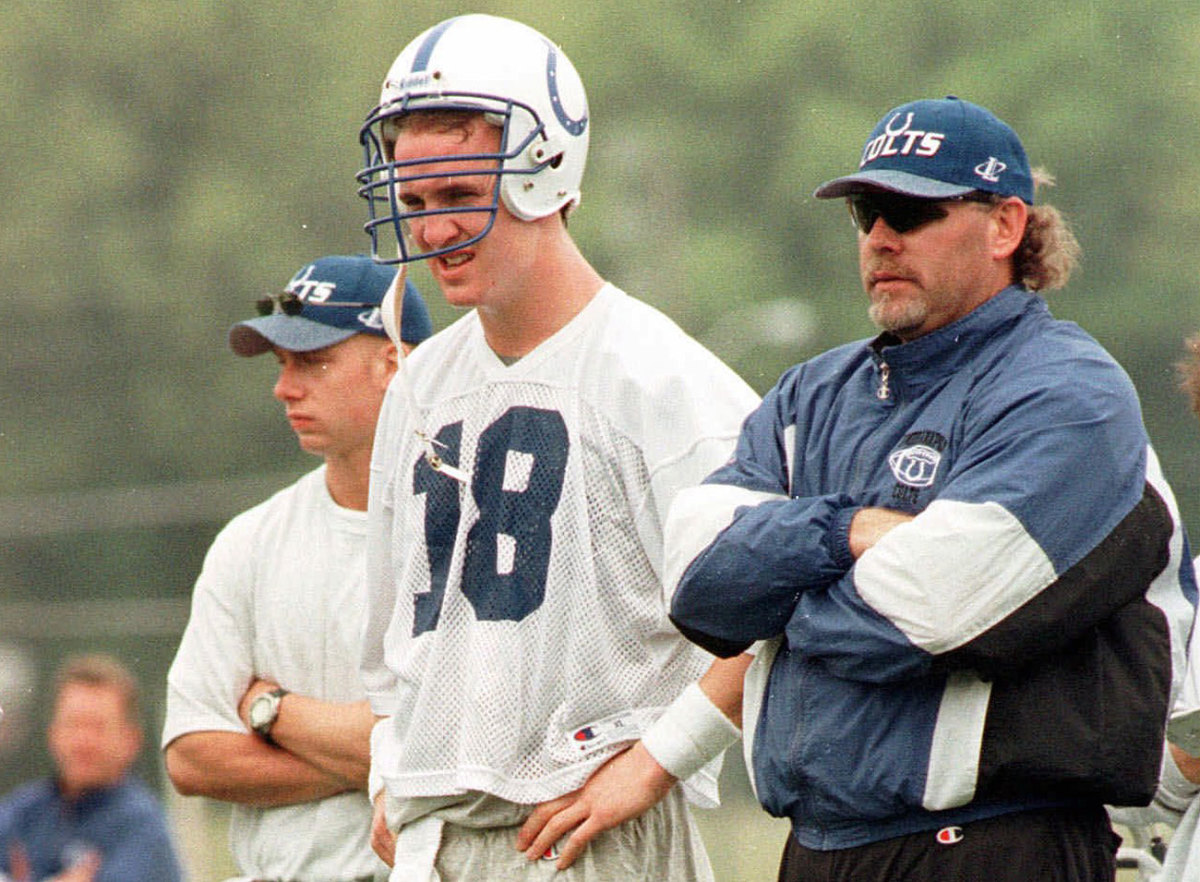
[888,431,947,504]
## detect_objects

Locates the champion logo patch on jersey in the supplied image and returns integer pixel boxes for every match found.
[936,826,964,845]
[568,709,657,754]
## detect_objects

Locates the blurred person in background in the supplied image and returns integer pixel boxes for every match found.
[0,653,184,882]
[1113,336,1200,880]
[161,255,431,882]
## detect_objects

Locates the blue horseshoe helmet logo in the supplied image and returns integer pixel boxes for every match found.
[545,45,588,137]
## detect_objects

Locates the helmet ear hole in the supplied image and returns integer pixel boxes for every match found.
[532,135,567,170]
[531,146,564,170]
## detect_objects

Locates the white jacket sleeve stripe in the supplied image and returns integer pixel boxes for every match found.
[854,498,1056,654]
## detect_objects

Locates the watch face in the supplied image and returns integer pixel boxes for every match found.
[250,694,274,728]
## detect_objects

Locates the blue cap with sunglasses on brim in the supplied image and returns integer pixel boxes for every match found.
[230,255,433,356]
[813,96,1034,205]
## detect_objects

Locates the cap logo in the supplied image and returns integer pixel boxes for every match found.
[861,112,945,168]
[287,264,337,304]
[974,157,1007,183]
[357,309,385,331]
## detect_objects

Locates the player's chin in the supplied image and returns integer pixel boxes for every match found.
[294,434,329,455]
[436,279,486,309]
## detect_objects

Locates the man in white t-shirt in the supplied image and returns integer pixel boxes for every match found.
[354,15,760,881]
[161,255,431,882]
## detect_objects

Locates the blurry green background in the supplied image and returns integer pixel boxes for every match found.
[2,0,1199,878]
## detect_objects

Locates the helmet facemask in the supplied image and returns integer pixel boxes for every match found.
[357,96,551,265]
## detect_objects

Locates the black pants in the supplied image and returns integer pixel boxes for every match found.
[777,806,1120,882]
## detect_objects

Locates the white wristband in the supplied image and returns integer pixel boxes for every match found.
[1159,742,1200,811]
[641,682,740,782]
[368,717,390,803]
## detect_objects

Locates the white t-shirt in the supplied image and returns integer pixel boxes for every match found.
[163,466,385,881]
[361,284,759,806]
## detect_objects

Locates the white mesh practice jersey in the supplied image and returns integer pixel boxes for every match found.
[361,284,759,805]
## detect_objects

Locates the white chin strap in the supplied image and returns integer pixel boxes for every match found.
[384,266,470,485]
[380,268,403,346]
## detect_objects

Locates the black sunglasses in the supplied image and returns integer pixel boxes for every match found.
[846,191,995,235]
[255,292,375,316]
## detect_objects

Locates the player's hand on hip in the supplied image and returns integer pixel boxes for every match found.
[516,741,676,870]
[371,791,397,867]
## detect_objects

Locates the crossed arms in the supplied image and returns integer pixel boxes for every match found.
[165,680,375,807]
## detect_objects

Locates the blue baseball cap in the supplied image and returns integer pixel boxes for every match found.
[230,255,433,356]
[814,97,1034,204]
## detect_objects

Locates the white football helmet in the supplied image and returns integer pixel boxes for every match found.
[357,14,590,264]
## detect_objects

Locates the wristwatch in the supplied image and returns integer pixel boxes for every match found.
[248,687,289,742]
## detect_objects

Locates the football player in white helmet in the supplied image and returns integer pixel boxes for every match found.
[358,14,590,265]
[355,13,760,882]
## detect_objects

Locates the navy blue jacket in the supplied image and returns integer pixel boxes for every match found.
[0,776,184,881]
[666,287,1196,849]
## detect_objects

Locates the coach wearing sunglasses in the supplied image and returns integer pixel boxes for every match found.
[664,97,1194,881]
